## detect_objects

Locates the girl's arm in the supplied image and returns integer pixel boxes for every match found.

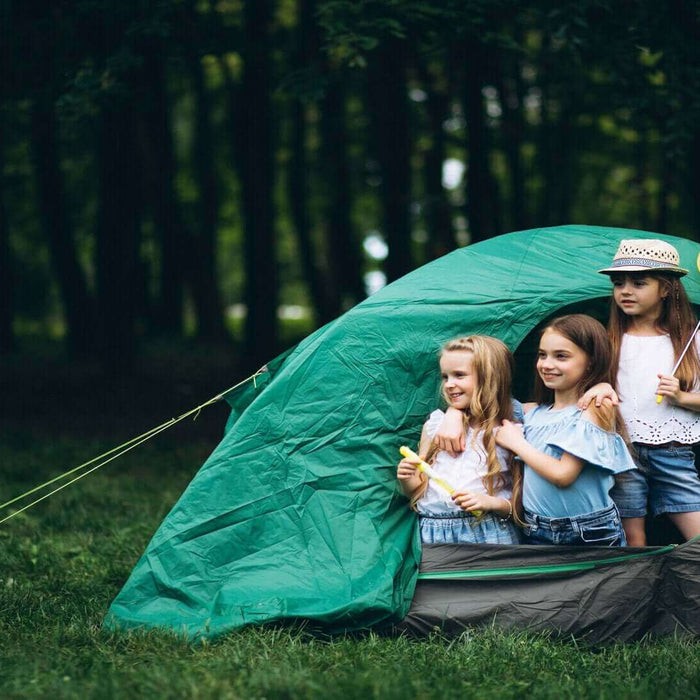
[656,374,700,411]
[434,400,533,455]
[396,425,432,498]
[496,421,584,488]
[431,407,465,455]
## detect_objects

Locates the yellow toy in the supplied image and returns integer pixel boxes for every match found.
[399,445,482,516]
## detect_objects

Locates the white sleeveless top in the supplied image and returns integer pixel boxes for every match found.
[617,333,700,444]
[415,410,513,517]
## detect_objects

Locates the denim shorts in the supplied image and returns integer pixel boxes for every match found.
[522,504,625,547]
[419,511,522,545]
[610,443,700,518]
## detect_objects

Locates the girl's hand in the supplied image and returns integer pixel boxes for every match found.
[433,407,465,456]
[452,490,491,513]
[494,420,526,452]
[656,373,683,404]
[577,382,619,410]
[396,457,420,481]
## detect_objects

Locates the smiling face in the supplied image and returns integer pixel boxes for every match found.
[611,273,667,323]
[439,350,475,410]
[536,330,589,396]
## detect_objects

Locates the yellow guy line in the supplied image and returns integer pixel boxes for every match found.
[0,367,267,526]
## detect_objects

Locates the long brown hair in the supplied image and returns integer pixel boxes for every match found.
[534,314,624,434]
[608,273,700,392]
[410,335,523,524]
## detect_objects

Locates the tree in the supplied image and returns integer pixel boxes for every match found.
[0,103,14,352]
[96,94,140,372]
[238,0,279,358]
[366,38,413,282]
[31,93,96,355]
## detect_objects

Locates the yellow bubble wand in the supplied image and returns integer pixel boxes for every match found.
[399,445,482,516]
[656,251,700,404]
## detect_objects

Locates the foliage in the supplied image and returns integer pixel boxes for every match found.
[3,0,700,368]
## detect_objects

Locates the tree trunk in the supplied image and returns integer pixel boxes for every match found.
[656,149,670,234]
[319,77,365,310]
[417,54,456,259]
[462,42,496,243]
[553,91,573,226]
[239,0,278,358]
[634,127,651,231]
[189,49,228,341]
[142,49,185,336]
[537,36,554,226]
[287,0,335,326]
[96,98,140,373]
[367,39,413,282]
[0,104,14,352]
[497,47,529,232]
[289,96,335,325]
[30,94,96,356]
[689,131,700,237]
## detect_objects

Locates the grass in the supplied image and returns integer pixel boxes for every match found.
[2,346,700,698]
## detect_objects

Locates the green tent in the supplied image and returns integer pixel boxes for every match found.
[105,226,700,641]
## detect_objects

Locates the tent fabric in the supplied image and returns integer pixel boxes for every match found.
[396,540,700,642]
[105,226,700,640]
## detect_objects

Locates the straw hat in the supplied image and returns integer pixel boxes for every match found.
[598,238,688,276]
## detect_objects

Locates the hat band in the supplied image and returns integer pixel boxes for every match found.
[610,257,679,269]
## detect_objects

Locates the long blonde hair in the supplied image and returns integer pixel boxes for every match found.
[608,273,700,393]
[410,335,523,522]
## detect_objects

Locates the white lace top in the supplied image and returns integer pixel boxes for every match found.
[415,410,513,517]
[617,333,700,444]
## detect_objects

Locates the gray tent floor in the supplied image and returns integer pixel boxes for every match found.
[395,540,700,643]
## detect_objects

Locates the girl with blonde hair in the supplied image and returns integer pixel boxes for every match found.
[397,335,523,544]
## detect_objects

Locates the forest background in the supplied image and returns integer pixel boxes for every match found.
[4,3,700,695]
[4,0,700,377]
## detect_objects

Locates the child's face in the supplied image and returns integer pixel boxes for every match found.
[537,330,589,395]
[611,274,666,321]
[440,351,475,410]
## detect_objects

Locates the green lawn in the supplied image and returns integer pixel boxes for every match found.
[2,373,700,698]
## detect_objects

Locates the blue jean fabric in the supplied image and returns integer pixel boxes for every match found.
[419,511,522,545]
[611,443,700,518]
[522,504,626,547]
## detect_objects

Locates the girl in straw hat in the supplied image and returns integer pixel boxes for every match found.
[593,239,700,546]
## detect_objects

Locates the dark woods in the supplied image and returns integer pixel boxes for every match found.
[2,0,700,373]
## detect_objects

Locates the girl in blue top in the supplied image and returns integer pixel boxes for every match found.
[495,314,636,546]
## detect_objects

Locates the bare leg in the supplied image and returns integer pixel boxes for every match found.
[622,517,646,547]
[668,511,700,540]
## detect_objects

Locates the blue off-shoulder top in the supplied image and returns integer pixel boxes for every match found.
[522,404,637,519]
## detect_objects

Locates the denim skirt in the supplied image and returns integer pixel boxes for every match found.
[419,511,522,545]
